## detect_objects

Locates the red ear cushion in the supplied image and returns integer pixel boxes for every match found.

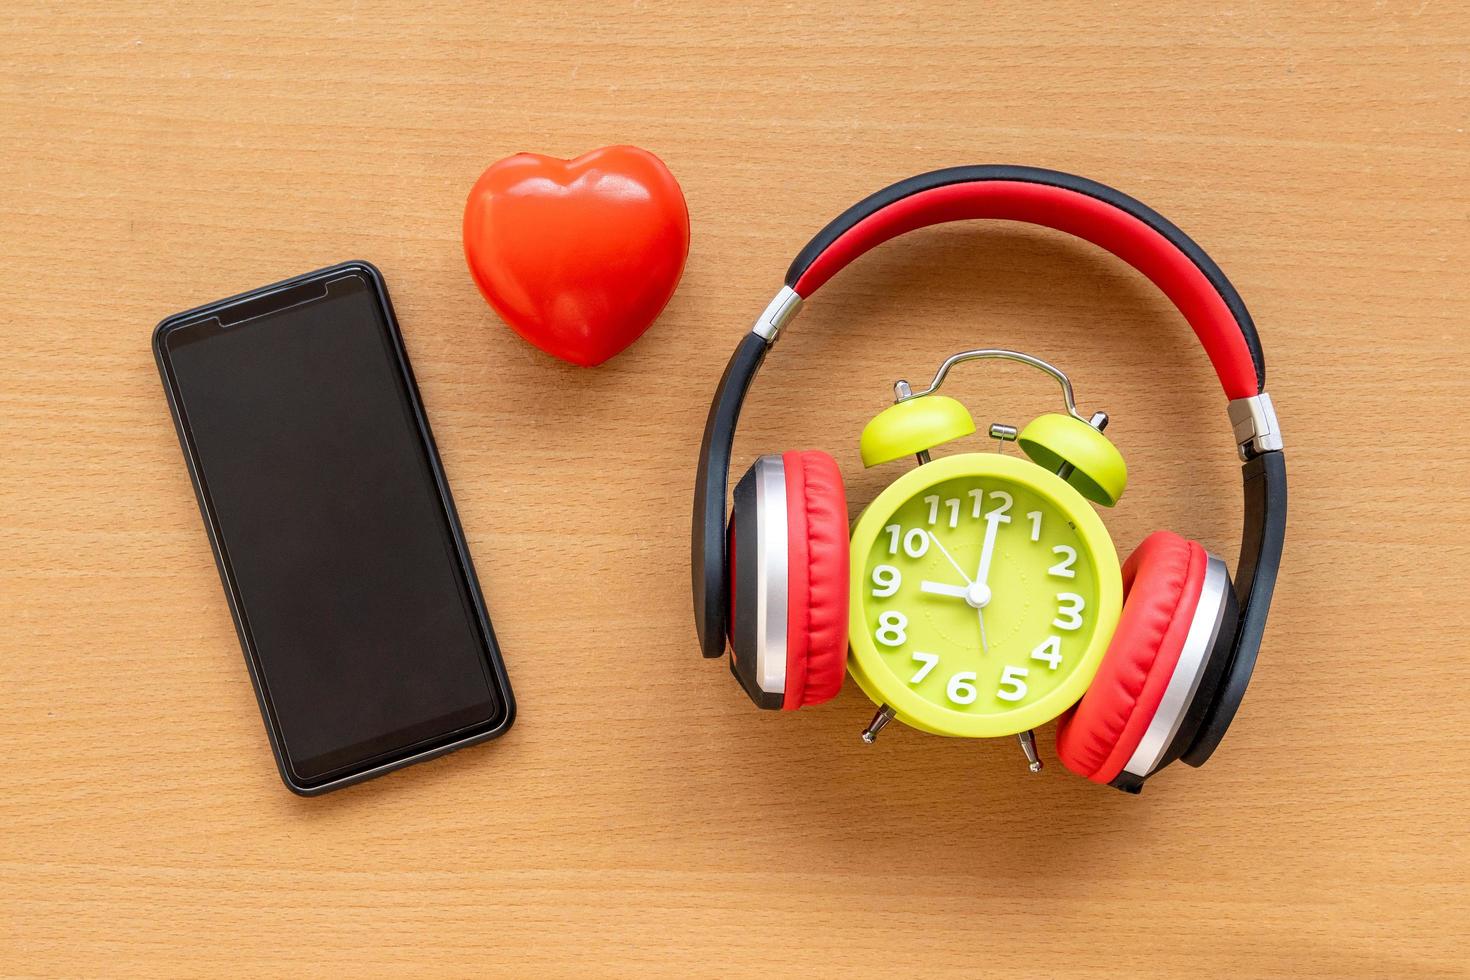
[1056,530,1207,783]
[781,451,849,709]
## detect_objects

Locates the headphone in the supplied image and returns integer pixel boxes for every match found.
[692,166,1286,793]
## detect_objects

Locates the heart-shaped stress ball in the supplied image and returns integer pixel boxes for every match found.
[463,145,690,367]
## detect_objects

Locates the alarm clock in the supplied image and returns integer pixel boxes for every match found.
[846,351,1125,756]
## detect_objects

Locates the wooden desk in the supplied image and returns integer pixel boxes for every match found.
[4,3,1467,976]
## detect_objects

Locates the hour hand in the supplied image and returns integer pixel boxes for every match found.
[920,580,970,598]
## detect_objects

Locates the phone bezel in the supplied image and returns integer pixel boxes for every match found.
[153,260,515,795]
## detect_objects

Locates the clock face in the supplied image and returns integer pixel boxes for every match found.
[847,453,1122,738]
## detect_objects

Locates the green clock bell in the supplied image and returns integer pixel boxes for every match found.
[846,350,1126,767]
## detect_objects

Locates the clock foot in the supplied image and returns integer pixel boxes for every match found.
[1017,730,1043,773]
[861,705,896,744]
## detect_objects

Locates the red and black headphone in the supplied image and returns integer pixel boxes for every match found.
[692,166,1286,791]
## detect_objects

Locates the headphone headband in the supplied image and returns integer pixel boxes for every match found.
[783,165,1264,398]
[693,165,1286,765]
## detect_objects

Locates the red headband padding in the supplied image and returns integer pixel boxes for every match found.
[789,181,1260,401]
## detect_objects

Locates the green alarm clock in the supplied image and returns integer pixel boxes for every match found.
[845,351,1127,748]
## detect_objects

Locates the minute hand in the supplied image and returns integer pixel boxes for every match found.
[975,513,1003,587]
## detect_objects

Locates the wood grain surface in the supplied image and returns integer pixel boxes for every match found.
[3,3,1468,977]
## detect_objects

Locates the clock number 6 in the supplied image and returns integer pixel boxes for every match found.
[946,671,978,705]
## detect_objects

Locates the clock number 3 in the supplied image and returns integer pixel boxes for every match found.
[1053,593,1085,631]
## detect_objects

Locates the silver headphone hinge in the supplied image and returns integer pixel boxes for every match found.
[751,286,803,344]
[1227,393,1283,460]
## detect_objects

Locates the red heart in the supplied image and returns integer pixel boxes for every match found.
[463,145,690,367]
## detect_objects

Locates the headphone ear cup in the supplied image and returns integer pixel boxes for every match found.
[725,457,781,709]
[724,452,851,710]
[1056,531,1208,784]
[779,450,850,709]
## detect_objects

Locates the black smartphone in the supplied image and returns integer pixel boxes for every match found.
[154,261,513,795]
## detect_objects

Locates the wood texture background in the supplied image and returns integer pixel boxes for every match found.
[3,3,1468,977]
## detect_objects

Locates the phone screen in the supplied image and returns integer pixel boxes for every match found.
[158,266,506,790]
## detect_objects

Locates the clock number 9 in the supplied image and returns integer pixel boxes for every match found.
[871,564,901,597]
[875,611,908,647]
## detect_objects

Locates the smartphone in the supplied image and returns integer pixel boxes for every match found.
[154,261,513,795]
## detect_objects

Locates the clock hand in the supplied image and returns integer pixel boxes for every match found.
[920,529,992,652]
[975,514,1002,587]
[921,579,991,650]
[920,580,970,598]
[921,530,995,654]
[972,516,1003,655]
[926,531,975,586]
